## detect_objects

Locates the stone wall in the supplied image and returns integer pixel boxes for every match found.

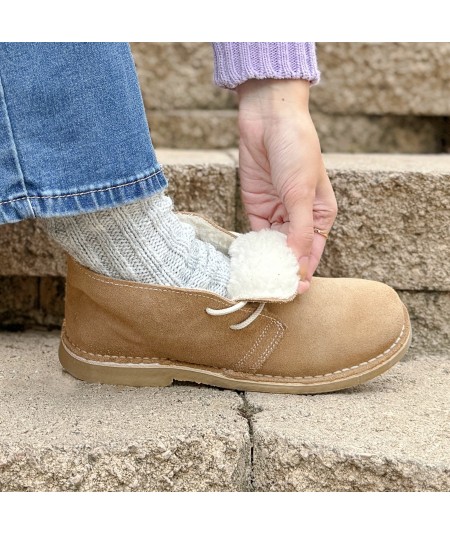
[1,151,448,358]
[1,44,449,347]
[131,42,450,153]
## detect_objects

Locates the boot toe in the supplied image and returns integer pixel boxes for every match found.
[260,278,409,380]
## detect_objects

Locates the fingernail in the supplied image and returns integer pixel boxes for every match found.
[298,256,310,282]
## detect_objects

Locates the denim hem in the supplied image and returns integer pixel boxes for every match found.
[0,167,168,224]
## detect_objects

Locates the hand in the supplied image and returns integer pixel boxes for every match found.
[236,79,337,294]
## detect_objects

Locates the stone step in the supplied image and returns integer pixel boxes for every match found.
[0,331,448,491]
[1,151,449,290]
[318,153,450,291]
[312,43,450,117]
[149,110,448,153]
[131,42,450,117]
[0,331,249,491]
[133,43,449,153]
[247,353,450,491]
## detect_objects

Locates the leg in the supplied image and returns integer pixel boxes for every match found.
[0,43,230,294]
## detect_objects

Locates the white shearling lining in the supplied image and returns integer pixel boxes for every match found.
[177,212,235,254]
[227,230,299,302]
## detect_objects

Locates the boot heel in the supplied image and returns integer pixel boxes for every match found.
[58,341,174,387]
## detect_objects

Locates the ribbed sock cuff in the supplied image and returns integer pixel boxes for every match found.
[43,194,231,296]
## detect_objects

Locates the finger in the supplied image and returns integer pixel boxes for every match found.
[283,184,315,288]
[307,174,337,279]
[307,233,328,280]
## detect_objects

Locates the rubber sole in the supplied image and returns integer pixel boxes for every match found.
[58,306,412,394]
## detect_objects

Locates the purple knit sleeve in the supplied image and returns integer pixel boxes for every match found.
[212,42,320,89]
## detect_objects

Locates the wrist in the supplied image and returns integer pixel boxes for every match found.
[236,79,310,117]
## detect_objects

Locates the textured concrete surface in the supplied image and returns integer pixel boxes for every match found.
[312,113,447,154]
[131,42,450,117]
[312,43,450,116]
[398,291,450,356]
[248,355,450,491]
[149,109,446,154]
[149,110,238,149]
[317,154,450,290]
[0,331,250,491]
[160,149,236,230]
[0,331,448,491]
[0,220,66,278]
[0,150,237,277]
[131,42,237,112]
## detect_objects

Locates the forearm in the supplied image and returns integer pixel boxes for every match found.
[212,42,320,89]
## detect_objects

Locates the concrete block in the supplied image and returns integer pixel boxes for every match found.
[149,110,238,149]
[398,291,450,357]
[0,220,66,278]
[313,43,450,116]
[0,332,250,491]
[149,109,445,153]
[1,331,447,491]
[160,149,236,230]
[131,42,450,117]
[131,42,237,111]
[318,154,450,291]
[248,355,450,491]
[312,112,446,154]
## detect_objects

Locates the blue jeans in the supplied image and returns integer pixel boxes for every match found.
[0,43,167,224]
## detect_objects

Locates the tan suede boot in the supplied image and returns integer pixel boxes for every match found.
[59,213,411,394]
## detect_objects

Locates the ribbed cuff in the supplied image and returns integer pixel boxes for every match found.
[212,42,320,89]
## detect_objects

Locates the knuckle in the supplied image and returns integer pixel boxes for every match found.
[330,201,338,218]
[322,197,338,223]
[283,182,315,207]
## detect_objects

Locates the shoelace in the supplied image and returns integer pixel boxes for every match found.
[205,301,265,330]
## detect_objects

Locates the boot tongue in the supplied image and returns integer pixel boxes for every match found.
[226,229,299,302]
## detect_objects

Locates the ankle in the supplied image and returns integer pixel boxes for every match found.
[42,194,231,296]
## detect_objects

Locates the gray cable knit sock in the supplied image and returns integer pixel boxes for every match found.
[43,193,231,296]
